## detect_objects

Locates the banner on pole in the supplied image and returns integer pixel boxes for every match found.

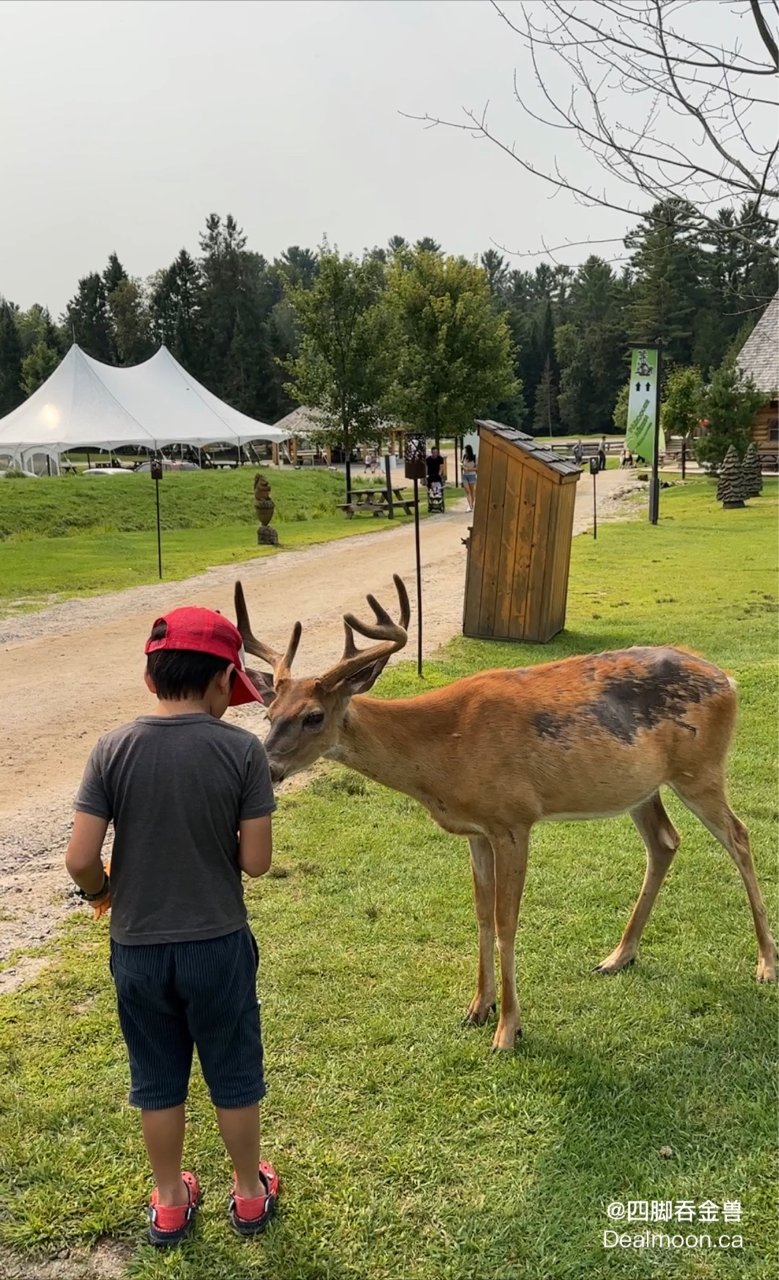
[625,348,664,462]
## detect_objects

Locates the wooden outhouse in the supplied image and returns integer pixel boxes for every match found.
[463,421,580,643]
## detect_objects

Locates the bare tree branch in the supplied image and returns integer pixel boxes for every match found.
[413,0,778,259]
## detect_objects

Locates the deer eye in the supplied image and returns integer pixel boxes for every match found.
[303,710,325,731]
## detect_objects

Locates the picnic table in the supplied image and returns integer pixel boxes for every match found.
[337,486,417,518]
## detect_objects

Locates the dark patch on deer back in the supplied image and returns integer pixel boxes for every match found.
[530,649,726,747]
[533,710,570,740]
[591,651,722,744]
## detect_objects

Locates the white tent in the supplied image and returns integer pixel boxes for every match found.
[0,345,289,467]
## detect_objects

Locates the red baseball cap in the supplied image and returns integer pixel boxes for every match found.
[144,606,263,706]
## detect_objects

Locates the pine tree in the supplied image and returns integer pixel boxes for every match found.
[149,249,205,373]
[481,250,509,296]
[555,257,627,434]
[276,246,318,291]
[532,356,559,434]
[694,361,764,469]
[414,237,441,254]
[103,252,128,295]
[716,445,746,508]
[0,299,23,414]
[65,273,115,361]
[626,199,703,367]
[743,442,763,498]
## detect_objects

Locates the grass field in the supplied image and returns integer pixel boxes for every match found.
[0,469,415,608]
[0,481,776,1279]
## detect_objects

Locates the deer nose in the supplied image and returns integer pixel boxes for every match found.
[269,760,285,784]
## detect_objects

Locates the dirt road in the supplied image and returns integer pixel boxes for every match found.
[0,469,635,987]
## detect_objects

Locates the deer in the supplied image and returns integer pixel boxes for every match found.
[234,576,777,1052]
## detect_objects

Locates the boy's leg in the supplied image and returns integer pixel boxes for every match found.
[179,929,276,1221]
[111,940,196,1225]
[215,1104,262,1199]
[142,1106,188,1207]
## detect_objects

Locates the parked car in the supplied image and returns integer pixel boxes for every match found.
[82,467,133,477]
[134,460,200,473]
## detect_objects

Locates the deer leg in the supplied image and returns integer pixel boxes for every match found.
[464,836,496,1026]
[491,828,530,1052]
[596,792,680,975]
[672,778,777,982]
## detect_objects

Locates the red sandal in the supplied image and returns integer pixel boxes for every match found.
[228,1161,279,1237]
[148,1171,201,1246]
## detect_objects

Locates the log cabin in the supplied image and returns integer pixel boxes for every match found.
[737,291,778,469]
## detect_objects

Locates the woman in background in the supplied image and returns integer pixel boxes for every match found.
[461,445,478,511]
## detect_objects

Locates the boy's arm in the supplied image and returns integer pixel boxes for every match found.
[65,812,110,894]
[238,815,272,878]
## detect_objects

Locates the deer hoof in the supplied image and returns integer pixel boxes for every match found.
[594,954,636,976]
[491,1024,521,1053]
[462,1001,497,1028]
[756,954,777,983]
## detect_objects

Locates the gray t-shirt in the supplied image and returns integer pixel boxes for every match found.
[74,713,275,945]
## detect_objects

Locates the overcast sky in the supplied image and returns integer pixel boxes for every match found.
[0,0,747,315]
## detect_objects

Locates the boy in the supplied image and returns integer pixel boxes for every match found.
[65,605,279,1245]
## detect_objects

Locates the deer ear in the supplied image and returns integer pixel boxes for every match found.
[245,667,277,705]
[338,658,388,696]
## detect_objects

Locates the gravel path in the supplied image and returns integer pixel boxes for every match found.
[0,469,637,990]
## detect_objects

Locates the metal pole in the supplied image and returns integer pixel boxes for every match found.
[155,478,163,578]
[384,453,394,518]
[454,437,460,488]
[413,476,423,677]
[681,437,687,481]
[649,347,663,525]
[592,468,597,540]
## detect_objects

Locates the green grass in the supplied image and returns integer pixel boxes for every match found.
[0,481,776,1278]
[0,470,416,608]
[0,469,347,538]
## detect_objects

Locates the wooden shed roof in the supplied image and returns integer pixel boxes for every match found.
[737,291,779,395]
[475,420,581,478]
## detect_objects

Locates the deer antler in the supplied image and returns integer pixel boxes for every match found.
[320,575,410,691]
[234,581,301,682]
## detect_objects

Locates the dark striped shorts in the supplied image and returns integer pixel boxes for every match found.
[110,926,266,1111]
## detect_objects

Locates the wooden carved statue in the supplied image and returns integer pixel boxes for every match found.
[253,474,279,545]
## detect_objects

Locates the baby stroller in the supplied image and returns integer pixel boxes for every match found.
[427,478,445,513]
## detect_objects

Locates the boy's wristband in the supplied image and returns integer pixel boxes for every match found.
[75,872,110,903]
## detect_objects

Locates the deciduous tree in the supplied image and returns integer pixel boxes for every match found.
[285,249,393,493]
[386,250,518,442]
[21,341,61,396]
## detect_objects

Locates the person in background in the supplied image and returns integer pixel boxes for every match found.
[598,437,607,472]
[426,445,445,490]
[425,445,446,512]
[572,440,583,465]
[461,444,478,511]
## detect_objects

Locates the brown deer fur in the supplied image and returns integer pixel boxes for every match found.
[235,578,777,1051]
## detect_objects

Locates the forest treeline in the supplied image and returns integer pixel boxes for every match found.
[0,199,775,435]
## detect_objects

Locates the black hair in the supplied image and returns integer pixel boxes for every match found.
[463,445,475,462]
[146,620,232,700]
